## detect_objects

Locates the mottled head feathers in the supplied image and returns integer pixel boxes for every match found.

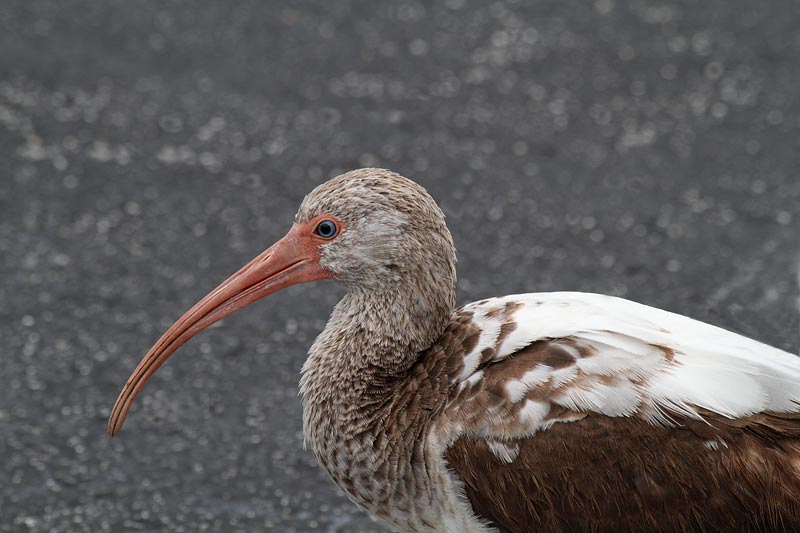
[297,168,457,304]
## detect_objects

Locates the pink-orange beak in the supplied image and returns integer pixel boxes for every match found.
[107,222,334,437]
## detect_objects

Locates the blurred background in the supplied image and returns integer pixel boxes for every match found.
[2,1,799,531]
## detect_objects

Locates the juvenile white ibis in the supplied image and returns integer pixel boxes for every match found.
[110,168,800,532]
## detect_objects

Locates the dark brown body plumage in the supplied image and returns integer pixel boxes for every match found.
[447,411,800,532]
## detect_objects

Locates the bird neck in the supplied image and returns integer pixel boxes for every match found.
[299,272,454,442]
[298,278,456,525]
[346,280,454,362]
[302,275,455,392]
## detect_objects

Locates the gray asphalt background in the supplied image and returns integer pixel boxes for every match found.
[2,1,800,531]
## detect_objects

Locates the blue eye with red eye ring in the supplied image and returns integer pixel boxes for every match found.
[315,219,338,239]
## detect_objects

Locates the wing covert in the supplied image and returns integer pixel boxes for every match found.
[445,292,800,437]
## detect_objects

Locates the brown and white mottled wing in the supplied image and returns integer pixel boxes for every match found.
[437,292,800,532]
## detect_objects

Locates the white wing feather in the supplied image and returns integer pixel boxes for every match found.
[460,292,800,426]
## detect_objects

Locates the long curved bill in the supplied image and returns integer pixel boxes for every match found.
[107,224,332,437]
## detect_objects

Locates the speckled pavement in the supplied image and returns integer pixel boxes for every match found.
[1,1,799,531]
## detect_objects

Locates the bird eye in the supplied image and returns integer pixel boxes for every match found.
[314,219,338,239]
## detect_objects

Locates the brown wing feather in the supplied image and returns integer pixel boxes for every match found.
[445,412,800,533]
